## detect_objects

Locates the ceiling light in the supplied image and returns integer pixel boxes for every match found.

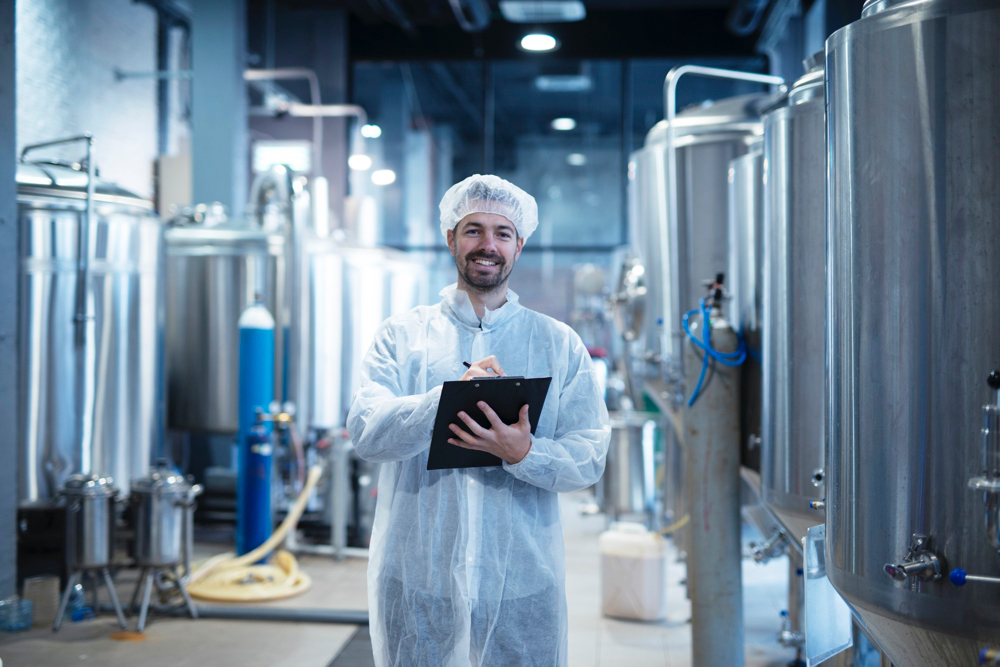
[360,124,382,139]
[567,153,587,166]
[551,117,576,131]
[535,75,592,93]
[348,154,372,171]
[371,169,396,186]
[520,33,558,52]
[501,1,586,23]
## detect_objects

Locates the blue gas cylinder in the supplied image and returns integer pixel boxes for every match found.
[236,301,275,557]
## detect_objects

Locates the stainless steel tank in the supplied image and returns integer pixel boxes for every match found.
[131,467,202,567]
[18,163,161,501]
[727,144,764,472]
[760,57,826,544]
[599,412,659,521]
[826,0,1000,663]
[61,474,117,569]
[628,94,770,372]
[165,221,284,433]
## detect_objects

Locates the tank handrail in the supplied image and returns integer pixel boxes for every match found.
[22,134,98,474]
[660,67,784,399]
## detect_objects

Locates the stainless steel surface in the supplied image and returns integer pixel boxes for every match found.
[826,0,1000,663]
[131,467,202,567]
[683,313,743,666]
[727,147,764,472]
[598,412,659,520]
[760,59,827,543]
[660,67,784,387]
[18,160,160,501]
[629,92,776,381]
[165,222,284,433]
[61,474,116,569]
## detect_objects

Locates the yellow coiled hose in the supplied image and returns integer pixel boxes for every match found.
[185,465,323,602]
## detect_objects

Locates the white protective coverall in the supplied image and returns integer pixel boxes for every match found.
[347,284,611,667]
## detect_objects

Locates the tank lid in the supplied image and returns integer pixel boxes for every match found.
[16,161,152,208]
[644,93,780,146]
[132,467,199,496]
[789,51,825,105]
[61,474,117,497]
[164,220,285,248]
[861,0,927,18]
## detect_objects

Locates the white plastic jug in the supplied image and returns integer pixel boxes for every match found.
[599,522,667,621]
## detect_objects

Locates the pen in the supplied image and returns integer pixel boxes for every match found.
[462,361,497,374]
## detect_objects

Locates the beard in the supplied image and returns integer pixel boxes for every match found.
[455,250,513,292]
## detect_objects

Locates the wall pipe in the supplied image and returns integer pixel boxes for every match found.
[21,135,97,475]
[244,69,324,181]
[661,66,784,398]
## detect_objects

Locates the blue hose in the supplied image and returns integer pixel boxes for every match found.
[683,298,747,406]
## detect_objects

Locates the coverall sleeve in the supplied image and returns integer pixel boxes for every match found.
[347,323,443,463]
[502,331,611,492]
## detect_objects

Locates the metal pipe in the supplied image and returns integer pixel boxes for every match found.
[162,605,369,624]
[683,309,744,666]
[244,69,324,181]
[21,134,97,474]
[661,67,784,397]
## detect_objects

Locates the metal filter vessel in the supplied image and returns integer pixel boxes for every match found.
[61,474,117,569]
[131,467,202,567]
[760,57,826,544]
[826,0,1000,663]
[18,162,161,501]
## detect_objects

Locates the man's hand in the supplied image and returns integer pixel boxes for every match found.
[448,402,531,465]
[460,356,505,381]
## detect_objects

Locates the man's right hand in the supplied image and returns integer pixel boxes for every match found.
[460,356,505,381]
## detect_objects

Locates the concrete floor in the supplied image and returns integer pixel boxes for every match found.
[0,493,797,667]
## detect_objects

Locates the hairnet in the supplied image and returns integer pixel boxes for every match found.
[439,174,539,240]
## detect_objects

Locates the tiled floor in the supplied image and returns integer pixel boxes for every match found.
[0,493,797,666]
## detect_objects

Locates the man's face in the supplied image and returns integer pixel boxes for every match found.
[447,212,524,293]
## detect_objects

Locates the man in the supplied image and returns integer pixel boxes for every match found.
[347,174,611,666]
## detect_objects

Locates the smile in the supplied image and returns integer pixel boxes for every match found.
[472,259,498,267]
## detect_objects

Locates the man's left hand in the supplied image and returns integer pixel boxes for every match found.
[448,402,532,465]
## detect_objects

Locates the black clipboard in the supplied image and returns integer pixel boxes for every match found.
[427,376,552,470]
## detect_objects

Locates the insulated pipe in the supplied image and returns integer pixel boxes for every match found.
[660,67,784,396]
[683,310,744,666]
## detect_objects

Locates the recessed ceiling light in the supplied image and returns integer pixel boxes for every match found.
[551,117,576,131]
[567,153,587,166]
[500,1,586,23]
[520,33,558,52]
[535,75,592,93]
[360,124,382,139]
[371,169,396,186]
[348,154,372,171]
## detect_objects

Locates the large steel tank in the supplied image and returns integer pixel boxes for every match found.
[826,0,1000,664]
[165,220,284,433]
[727,143,764,472]
[629,94,770,373]
[18,162,161,500]
[760,57,826,544]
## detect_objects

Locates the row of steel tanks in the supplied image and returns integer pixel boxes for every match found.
[825,0,1000,664]
[625,93,773,543]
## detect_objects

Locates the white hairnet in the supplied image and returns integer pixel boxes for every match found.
[439,174,539,240]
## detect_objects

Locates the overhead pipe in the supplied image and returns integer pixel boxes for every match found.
[447,0,491,32]
[244,69,325,181]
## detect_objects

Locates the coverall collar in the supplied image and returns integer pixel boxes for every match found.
[439,283,522,330]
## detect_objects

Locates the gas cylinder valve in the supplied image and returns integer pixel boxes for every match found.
[884,533,942,582]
